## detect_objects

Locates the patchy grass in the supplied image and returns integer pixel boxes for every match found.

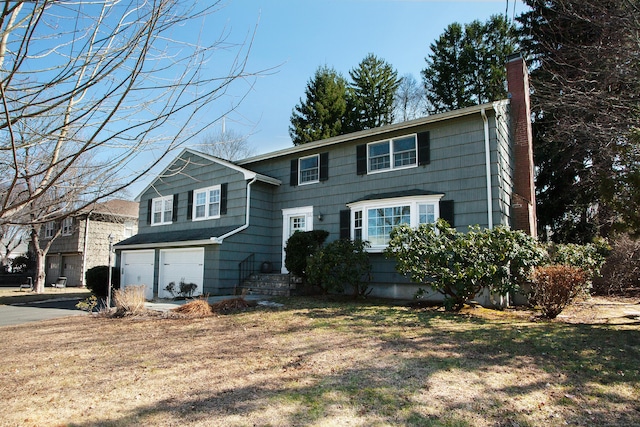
[0,286,91,305]
[0,296,638,426]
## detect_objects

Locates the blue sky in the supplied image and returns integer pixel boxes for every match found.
[199,0,526,154]
[127,0,526,196]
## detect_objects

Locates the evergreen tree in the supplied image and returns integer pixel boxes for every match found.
[289,66,348,146]
[347,53,401,131]
[518,0,640,242]
[422,15,517,114]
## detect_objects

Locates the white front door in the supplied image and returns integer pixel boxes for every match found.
[121,250,155,300]
[158,248,204,299]
[281,206,314,273]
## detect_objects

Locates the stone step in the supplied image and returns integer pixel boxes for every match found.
[239,273,294,296]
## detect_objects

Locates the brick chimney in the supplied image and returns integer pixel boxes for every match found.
[506,53,537,238]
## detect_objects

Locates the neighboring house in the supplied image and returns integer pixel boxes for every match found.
[41,199,139,287]
[115,55,536,305]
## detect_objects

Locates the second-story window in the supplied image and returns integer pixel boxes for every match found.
[62,217,73,236]
[368,135,417,173]
[152,195,173,225]
[193,185,221,220]
[44,222,55,239]
[299,154,319,184]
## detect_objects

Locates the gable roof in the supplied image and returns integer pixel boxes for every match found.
[135,148,281,201]
[77,199,139,218]
[237,100,509,165]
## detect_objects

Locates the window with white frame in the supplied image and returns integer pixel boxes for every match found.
[152,195,173,225]
[61,217,73,236]
[348,195,441,251]
[44,222,55,239]
[193,185,221,220]
[123,221,135,238]
[299,154,319,184]
[368,135,417,173]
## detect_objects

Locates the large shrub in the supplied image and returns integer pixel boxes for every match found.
[284,230,329,278]
[593,234,640,296]
[530,265,587,319]
[85,265,120,298]
[546,240,608,283]
[386,220,544,311]
[306,238,372,297]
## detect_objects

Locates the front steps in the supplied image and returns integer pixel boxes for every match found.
[239,273,300,297]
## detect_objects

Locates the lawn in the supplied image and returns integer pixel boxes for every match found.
[0,296,638,426]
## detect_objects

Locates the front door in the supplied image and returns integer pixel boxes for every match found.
[281,206,314,273]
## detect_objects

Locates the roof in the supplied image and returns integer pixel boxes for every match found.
[78,199,139,218]
[135,148,281,201]
[237,100,509,165]
[114,225,241,248]
[347,189,445,205]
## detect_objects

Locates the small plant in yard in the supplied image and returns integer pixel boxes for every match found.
[530,265,588,319]
[306,238,372,297]
[75,295,98,312]
[165,280,198,298]
[113,285,147,315]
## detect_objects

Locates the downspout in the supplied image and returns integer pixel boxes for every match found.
[211,176,258,244]
[81,216,90,287]
[481,108,494,229]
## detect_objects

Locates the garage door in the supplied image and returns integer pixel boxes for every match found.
[158,248,204,299]
[121,250,155,300]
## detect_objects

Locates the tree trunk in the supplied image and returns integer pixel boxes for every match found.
[30,229,46,294]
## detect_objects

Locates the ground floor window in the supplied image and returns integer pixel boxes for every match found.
[347,195,442,251]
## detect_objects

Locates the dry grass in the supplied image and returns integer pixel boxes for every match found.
[0,296,638,426]
[113,285,147,315]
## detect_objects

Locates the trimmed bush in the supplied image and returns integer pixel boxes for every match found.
[284,230,329,278]
[306,238,372,297]
[85,265,120,298]
[530,265,587,319]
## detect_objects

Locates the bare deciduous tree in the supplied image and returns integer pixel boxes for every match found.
[0,1,263,291]
[195,127,256,161]
[394,73,426,122]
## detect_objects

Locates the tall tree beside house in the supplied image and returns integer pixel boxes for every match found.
[197,128,256,161]
[517,0,640,242]
[347,53,401,131]
[422,15,517,114]
[289,66,349,146]
[0,0,259,258]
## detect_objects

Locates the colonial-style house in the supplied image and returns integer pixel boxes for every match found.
[41,199,139,287]
[115,54,536,304]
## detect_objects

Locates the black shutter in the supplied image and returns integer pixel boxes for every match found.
[290,159,298,186]
[356,144,367,175]
[439,200,455,227]
[172,194,179,222]
[220,183,228,215]
[319,152,329,181]
[147,199,152,225]
[418,131,430,166]
[186,190,193,220]
[340,209,351,239]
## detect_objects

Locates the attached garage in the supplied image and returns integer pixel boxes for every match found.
[120,250,155,300]
[158,248,204,299]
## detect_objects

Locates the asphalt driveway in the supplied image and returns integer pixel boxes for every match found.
[0,298,87,327]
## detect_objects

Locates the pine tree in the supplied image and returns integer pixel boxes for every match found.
[289,66,348,146]
[422,15,517,114]
[347,53,401,131]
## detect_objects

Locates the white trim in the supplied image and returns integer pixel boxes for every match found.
[367,134,418,174]
[481,108,494,229]
[192,185,221,221]
[151,195,173,226]
[347,195,443,252]
[298,154,320,185]
[281,206,314,273]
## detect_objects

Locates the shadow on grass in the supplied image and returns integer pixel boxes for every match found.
[61,298,640,427]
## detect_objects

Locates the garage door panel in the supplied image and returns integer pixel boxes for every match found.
[158,248,204,299]
[121,250,155,300]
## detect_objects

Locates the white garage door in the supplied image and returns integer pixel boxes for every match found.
[158,248,204,299]
[121,250,155,300]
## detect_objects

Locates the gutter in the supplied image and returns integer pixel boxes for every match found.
[210,176,258,244]
[481,108,494,229]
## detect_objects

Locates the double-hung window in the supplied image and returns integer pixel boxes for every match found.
[367,135,417,173]
[44,222,55,239]
[299,155,319,184]
[348,195,441,251]
[193,185,221,220]
[61,217,73,236]
[152,195,173,225]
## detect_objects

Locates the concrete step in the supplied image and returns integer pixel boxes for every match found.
[239,273,294,297]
